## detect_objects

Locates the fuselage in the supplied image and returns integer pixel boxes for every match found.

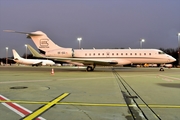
[14,58,55,66]
[46,48,176,65]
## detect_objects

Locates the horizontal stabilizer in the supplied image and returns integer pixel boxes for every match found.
[3,30,43,36]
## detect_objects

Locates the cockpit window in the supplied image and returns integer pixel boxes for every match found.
[158,51,165,54]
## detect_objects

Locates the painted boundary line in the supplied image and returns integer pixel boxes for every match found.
[1,100,180,108]
[0,95,45,120]
[158,74,180,81]
[0,77,114,84]
[22,93,70,120]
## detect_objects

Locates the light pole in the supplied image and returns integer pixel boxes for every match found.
[6,47,8,65]
[178,33,180,65]
[140,39,145,49]
[77,37,82,49]
[25,44,27,59]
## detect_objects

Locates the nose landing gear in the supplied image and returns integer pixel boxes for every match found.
[159,67,164,71]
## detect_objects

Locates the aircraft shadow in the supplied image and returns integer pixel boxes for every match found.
[157,83,180,88]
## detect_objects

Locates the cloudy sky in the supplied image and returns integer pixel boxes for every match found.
[0,0,180,58]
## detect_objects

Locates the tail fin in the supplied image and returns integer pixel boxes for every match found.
[4,30,63,53]
[12,49,22,60]
[26,44,45,58]
[27,31,63,52]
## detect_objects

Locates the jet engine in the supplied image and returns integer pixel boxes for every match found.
[42,62,46,66]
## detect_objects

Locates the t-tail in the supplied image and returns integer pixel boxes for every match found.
[26,31,63,52]
[4,30,63,54]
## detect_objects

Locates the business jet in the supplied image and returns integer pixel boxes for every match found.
[12,49,55,66]
[5,30,176,71]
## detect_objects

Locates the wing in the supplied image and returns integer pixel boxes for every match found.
[47,57,131,66]
[32,61,43,66]
[26,44,131,66]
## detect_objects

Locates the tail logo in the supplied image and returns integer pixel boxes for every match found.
[39,39,49,48]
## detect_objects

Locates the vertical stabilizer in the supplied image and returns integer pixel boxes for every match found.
[4,30,70,54]
[12,49,22,59]
[27,31,62,52]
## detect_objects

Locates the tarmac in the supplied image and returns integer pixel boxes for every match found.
[0,66,180,120]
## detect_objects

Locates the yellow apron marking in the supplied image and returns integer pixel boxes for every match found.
[22,93,69,120]
[1,100,180,108]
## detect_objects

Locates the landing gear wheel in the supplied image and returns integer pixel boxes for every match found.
[87,66,94,71]
[159,67,164,71]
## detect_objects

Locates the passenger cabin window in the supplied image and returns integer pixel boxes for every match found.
[85,53,87,56]
[58,52,60,54]
[89,53,91,56]
[116,53,118,55]
[93,53,95,56]
[102,53,104,55]
[149,53,151,55]
[121,53,123,55]
[112,53,114,55]
[130,53,132,55]
[135,53,137,55]
[98,53,100,55]
[144,53,146,55]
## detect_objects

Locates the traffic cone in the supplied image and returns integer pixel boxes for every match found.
[51,68,54,75]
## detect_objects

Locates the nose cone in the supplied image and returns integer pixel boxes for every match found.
[170,56,176,62]
[51,61,55,65]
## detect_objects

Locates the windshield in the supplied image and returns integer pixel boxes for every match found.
[158,51,165,54]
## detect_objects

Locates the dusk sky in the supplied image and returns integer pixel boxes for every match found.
[0,0,180,58]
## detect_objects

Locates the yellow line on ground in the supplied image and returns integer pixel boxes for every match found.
[23,93,69,120]
[58,103,180,108]
[1,100,180,108]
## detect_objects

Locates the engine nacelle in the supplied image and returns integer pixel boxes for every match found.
[45,48,74,58]
[42,62,46,66]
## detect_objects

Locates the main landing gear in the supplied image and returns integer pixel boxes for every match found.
[32,64,38,67]
[86,65,95,71]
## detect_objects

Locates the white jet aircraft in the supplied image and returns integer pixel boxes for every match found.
[5,30,176,71]
[12,49,55,66]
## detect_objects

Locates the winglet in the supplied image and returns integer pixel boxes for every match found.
[4,30,63,51]
[26,44,44,58]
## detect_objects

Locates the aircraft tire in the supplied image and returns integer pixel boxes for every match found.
[159,68,164,71]
[87,66,94,71]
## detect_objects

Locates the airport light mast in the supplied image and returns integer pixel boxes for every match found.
[140,39,145,49]
[25,44,27,59]
[6,47,8,65]
[77,37,82,49]
[178,33,180,65]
